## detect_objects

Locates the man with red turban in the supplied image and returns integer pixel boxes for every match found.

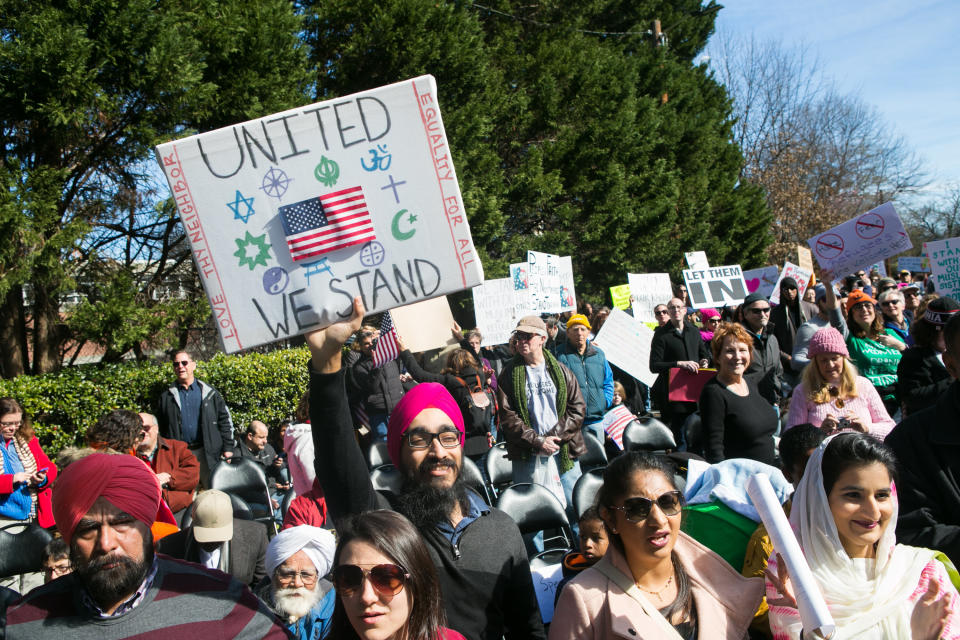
[4,453,288,638]
[306,297,545,640]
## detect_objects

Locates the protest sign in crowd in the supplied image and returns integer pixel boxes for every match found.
[4,79,960,640]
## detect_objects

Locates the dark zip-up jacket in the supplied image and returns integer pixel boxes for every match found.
[155,380,236,475]
[310,366,545,640]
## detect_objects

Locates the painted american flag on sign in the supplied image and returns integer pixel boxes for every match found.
[278,186,376,261]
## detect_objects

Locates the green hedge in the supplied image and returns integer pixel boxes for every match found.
[0,348,311,455]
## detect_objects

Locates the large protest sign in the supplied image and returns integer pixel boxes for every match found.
[682,265,748,309]
[592,308,657,386]
[743,266,779,298]
[472,277,531,346]
[526,251,576,314]
[807,202,911,278]
[627,273,673,322]
[609,284,632,310]
[898,256,930,273]
[770,262,813,305]
[390,296,456,353]
[924,237,960,298]
[155,76,483,352]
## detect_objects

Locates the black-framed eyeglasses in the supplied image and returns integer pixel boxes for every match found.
[748,307,771,315]
[275,568,319,585]
[332,563,409,598]
[608,491,684,522]
[405,429,461,450]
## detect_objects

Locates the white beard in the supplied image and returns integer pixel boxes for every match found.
[273,585,322,623]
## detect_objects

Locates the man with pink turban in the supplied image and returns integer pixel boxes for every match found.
[305,297,545,640]
[4,453,288,638]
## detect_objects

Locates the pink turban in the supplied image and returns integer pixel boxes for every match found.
[387,383,465,466]
[52,453,162,545]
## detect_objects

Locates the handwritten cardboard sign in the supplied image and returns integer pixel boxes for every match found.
[743,266,779,299]
[682,265,748,309]
[685,251,709,270]
[627,273,673,322]
[472,277,531,346]
[924,237,960,299]
[592,308,658,387]
[807,202,911,279]
[609,284,632,310]
[898,256,930,273]
[155,75,483,352]
[526,251,576,314]
[531,562,562,624]
[769,262,813,305]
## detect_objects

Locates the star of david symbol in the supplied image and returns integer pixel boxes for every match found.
[359,241,386,267]
[234,231,272,270]
[260,167,292,200]
[226,190,255,223]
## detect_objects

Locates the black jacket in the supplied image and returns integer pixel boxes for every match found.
[897,345,952,417]
[310,366,545,640]
[742,323,784,406]
[771,299,807,372]
[649,321,711,411]
[157,518,268,587]
[886,381,960,561]
[343,350,408,414]
[155,380,236,474]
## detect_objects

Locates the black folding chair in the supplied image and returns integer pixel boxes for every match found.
[210,458,277,535]
[0,522,52,579]
[365,440,391,470]
[181,492,254,529]
[495,483,574,552]
[483,442,513,498]
[572,467,605,519]
[622,416,676,453]
[578,432,608,473]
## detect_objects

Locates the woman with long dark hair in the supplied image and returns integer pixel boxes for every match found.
[549,452,762,639]
[767,433,960,638]
[329,510,465,640]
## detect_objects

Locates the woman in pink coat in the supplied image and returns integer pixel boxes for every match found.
[0,398,57,529]
[550,451,762,639]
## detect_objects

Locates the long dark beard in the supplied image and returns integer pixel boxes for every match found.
[396,459,471,530]
[72,544,153,611]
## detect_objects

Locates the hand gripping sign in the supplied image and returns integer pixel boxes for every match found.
[155,76,483,352]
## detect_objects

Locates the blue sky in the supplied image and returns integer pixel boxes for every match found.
[708,0,960,202]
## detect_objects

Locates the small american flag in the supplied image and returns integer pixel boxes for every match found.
[371,311,400,368]
[602,405,635,450]
[278,186,376,262]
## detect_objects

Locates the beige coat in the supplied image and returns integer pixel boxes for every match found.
[549,532,763,640]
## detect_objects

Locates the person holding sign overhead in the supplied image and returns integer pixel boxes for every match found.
[649,298,711,448]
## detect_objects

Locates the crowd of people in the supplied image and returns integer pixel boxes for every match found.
[0,265,959,640]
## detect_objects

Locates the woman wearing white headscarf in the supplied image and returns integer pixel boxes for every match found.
[766,433,959,639]
[257,524,337,639]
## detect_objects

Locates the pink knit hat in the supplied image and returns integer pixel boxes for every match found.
[387,383,465,467]
[700,308,720,319]
[807,326,849,358]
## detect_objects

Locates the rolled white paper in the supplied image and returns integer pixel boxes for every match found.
[746,473,835,639]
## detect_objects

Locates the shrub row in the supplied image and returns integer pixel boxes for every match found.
[0,348,312,455]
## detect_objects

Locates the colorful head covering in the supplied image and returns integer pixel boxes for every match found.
[386,383,464,467]
[52,453,162,545]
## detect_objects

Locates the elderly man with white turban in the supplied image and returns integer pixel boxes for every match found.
[255,524,337,639]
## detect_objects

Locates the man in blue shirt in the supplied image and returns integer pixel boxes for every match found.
[155,350,235,487]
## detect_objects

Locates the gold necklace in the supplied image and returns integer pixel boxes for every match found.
[636,573,674,600]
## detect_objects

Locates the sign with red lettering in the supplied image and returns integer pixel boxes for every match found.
[155,76,483,352]
[807,202,911,279]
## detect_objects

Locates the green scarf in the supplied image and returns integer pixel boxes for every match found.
[511,350,574,474]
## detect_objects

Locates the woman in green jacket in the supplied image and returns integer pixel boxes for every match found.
[845,289,905,417]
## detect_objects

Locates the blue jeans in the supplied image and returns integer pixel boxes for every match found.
[583,422,603,443]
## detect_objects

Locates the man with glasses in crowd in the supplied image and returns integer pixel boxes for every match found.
[653,303,670,327]
[155,350,235,487]
[650,298,711,447]
[738,293,784,409]
[903,281,922,322]
[255,525,337,640]
[305,297,546,640]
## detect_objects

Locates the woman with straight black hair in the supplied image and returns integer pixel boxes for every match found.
[767,433,960,639]
[550,452,762,639]
[329,510,465,640]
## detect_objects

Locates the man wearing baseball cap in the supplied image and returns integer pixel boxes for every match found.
[554,313,613,444]
[158,489,268,587]
[304,297,546,640]
[498,315,586,523]
[4,454,286,638]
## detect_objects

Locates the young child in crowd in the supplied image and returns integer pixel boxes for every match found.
[555,507,609,604]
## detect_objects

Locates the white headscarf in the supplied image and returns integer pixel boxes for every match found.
[789,434,936,637]
[266,525,336,578]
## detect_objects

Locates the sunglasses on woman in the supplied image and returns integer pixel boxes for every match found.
[608,491,684,522]
[332,563,410,598]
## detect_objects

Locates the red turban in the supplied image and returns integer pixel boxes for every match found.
[52,453,162,545]
[387,383,464,467]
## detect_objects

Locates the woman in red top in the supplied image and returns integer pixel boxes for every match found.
[0,397,57,529]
